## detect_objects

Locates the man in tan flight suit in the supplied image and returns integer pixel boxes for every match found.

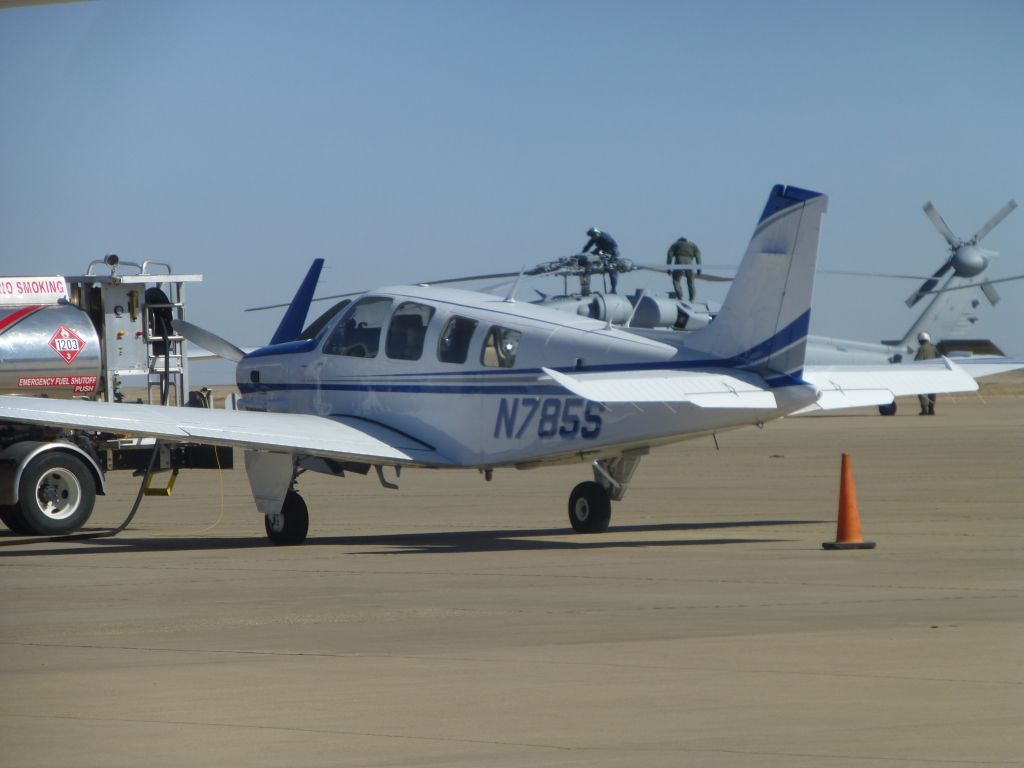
[915,331,938,415]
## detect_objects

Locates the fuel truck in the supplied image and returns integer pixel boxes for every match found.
[0,256,231,535]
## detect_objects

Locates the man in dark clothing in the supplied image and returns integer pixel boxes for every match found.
[666,236,702,301]
[582,228,621,293]
[915,331,938,415]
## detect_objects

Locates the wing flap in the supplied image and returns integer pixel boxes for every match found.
[542,367,776,408]
[0,396,445,466]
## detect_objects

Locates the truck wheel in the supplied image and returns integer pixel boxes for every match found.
[16,453,97,535]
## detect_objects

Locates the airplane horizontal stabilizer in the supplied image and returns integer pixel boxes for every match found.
[541,367,776,408]
[798,357,986,413]
[0,396,448,467]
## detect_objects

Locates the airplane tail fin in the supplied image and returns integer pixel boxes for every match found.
[270,259,325,344]
[687,185,828,382]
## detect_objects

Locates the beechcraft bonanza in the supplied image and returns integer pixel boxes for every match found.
[1,185,1020,544]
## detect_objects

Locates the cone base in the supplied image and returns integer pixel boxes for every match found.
[822,541,876,550]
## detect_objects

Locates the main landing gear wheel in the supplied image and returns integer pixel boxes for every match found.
[265,490,309,545]
[13,453,96,535]
[568,481,611,533]
[878,402,897,416]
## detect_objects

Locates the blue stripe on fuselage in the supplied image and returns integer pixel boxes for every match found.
[239,310,812,394]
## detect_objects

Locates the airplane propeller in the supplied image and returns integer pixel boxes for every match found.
[905,198,1017,307]
[172,318,246,363]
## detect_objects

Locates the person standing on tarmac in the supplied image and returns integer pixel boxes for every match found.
[581,228,621,293]
[915,331,938,415]
[666,236,702,301]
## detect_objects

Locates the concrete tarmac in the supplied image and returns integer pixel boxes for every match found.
[2,395,1022,767]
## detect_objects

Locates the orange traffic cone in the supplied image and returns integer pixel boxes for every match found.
[823,453,876,550]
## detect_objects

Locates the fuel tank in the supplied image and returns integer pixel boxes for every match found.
[0,304,102,398]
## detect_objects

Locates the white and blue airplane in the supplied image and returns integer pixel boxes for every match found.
[1,185,1017,544]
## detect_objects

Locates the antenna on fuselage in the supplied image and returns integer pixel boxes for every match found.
[503,266,526,303]
[621,289,646,329]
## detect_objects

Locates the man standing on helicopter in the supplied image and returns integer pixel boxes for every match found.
[666,236,702,301]
[581,227,621,293]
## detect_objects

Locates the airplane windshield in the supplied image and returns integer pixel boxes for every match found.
[300,299,352,340]
[323,296,392,357]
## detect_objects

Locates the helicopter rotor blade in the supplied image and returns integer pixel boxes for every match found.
[817,268,943,281]
[971,199,1018,244]
[244,270,528,312]
[916,273,1024,297]
[632,264,735,282]
[922,201,960,248]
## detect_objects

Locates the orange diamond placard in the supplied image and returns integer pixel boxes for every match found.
[49,325,87,364]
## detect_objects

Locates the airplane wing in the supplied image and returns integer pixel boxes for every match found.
[541,367,777,408]
[0,396,448,466]
[798,356,1023,412]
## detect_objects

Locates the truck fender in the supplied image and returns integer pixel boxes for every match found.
[0,441,106,506]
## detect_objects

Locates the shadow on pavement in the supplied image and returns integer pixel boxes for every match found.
[0,519,824,556]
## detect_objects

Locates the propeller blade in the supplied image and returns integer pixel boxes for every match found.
[905,260,954,307]
[172,319,246,363]
[695,273,733,282]
[980,281,1001,306]
[922,201,960,247]
[971,199,1018,243]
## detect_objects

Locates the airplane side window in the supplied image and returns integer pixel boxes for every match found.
[323,296,392,357]
[437,315,478,364]
[481,326,521,368]
[385,302,435,361]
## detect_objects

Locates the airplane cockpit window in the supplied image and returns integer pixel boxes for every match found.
[385,302,435,361]
[323,296,392,357]
[481,326,521,368]
[437,315,478,364]
[300,298,352,341]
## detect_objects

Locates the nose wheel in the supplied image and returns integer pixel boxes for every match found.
[568,481,611,533]
[265,490,309,545]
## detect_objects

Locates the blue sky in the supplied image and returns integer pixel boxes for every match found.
[2,0,1022,367]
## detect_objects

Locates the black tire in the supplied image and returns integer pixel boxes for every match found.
[568,481,612,533]
[878,402,897,416]
[16,453,96,535]
[265,490,309,545]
